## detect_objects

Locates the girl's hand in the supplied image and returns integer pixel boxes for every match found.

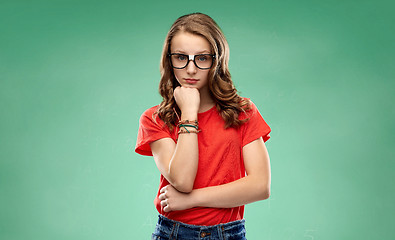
[159,184,195,212]
[174,86,200,117]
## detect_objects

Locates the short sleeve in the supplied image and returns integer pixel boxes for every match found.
[135,106,172,156]
[241,101,271,147]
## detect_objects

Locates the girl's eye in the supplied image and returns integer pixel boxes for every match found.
[197,56,208,62]
[177,55,187,61]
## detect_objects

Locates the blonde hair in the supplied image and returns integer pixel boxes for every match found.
[156,13,250,129]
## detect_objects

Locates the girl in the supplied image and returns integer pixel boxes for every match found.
[135,13,271,240]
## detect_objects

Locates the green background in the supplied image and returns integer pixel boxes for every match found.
[1,0,394,239]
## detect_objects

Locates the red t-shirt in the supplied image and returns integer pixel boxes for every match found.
[135,100,271,226]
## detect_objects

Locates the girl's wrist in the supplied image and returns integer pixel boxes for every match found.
[181,112,198,121]
[189,189,203,208]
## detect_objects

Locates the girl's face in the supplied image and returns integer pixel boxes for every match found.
[170,32,212,93]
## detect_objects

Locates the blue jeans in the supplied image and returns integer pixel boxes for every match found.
[152,215,247,240]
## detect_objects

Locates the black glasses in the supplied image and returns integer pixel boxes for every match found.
[168,53,216,70]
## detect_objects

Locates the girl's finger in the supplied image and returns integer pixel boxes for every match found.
[160,185,168,193]
[158,193,166,201]
[163,204,171,212]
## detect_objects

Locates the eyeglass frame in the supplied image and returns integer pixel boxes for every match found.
[168,53,216,70]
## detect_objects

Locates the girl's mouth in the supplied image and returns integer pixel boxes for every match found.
[185,78,199,84]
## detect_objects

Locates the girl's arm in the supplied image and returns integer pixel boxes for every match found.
[150,86,200,193]
[159,137,270,211]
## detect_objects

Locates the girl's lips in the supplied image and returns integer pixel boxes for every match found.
[185,78,199,84]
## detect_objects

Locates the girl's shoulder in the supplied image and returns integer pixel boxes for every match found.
[238,97,258,120]
[141,105,158,115]
[139,105,164,125]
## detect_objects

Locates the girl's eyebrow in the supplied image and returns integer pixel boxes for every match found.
[196,50,211,54]
[172,49,186,53]
[172,49,211,54]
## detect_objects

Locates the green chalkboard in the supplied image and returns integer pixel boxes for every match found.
[1,0,394,239]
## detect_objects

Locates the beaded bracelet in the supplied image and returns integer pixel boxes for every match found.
[178,128,201,134]
[178,120,198,126]
[179,124,199,131]
[177,119,200,135]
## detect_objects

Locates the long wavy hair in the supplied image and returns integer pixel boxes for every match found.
[156,13,250,130]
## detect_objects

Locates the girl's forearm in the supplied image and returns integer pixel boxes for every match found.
[167,112,199,193]
[190,175,270,208]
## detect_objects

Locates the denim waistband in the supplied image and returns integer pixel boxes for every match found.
[152,215,246,240]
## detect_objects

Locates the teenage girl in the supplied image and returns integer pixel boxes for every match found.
[135,12,271,240]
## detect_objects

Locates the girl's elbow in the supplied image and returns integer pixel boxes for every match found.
[258,184,270,200]
[167,171,194,193]
[261,188,270,200]
[172,180,194,193]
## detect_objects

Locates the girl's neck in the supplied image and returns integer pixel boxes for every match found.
[198,88,215,113]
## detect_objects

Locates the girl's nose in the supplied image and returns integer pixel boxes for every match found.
[185,60,197,74]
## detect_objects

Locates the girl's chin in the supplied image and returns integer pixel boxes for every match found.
[180,84,200,89]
